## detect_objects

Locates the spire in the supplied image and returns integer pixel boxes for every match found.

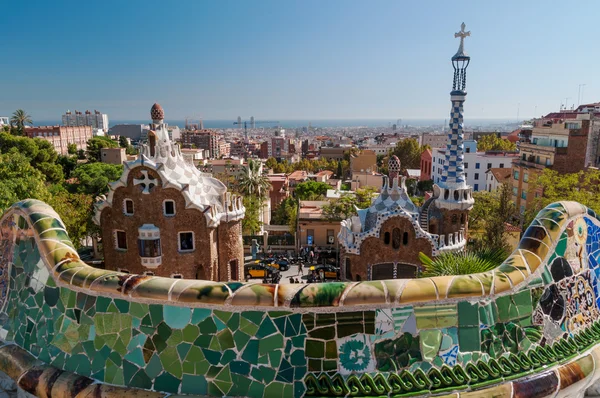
[434,23,474,211]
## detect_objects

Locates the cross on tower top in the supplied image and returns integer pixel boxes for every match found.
[453,22,470,58]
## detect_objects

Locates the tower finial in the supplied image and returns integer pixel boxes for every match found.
[453,22,470,59]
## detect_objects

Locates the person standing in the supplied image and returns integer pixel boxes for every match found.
[297,261,303,276]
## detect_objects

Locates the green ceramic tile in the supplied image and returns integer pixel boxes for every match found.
[163,306,191,329]
[420,329,442,361]
[308,326,335,340]
[259,334,283,355]
[306,339,324,358]
[459,326,480,352]
[458,301,479,327]
[181,374,208,395]
[256,317,277,338]
[496,295,511,322]
[154,371,181,394]
[191,308,211,324]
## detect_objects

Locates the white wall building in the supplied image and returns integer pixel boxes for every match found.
[431,140,517,192]
[62,110,109,132]
[0,117,9,127]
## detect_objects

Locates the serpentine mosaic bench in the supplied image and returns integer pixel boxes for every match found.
[2,199,600,397]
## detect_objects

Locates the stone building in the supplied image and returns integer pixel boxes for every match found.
[339,24,474,281]
[94,103,245,281]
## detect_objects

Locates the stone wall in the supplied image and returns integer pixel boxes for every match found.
[100,165,242,281]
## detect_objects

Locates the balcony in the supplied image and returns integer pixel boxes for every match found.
[512,158,548,170]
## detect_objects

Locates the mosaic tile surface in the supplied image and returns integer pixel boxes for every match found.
[3,199,600,397]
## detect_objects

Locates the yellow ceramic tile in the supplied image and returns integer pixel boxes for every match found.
[89,274,126,296]
[341,281,387,306]
[230,283,277,306]
[176,282,230,304]
[503,267,526,288]
[498,253,530,277]
[129,277,177,301]
[492,270,513,295]
[446,275,484,298]
[430,275,455,299]
[519,249,542,274]
[276,283,305,307]
[459,382,512,398]
[399,278,437,304]
[381,279,406,303]
[474,272,493,295]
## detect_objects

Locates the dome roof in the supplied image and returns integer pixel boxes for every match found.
[151,103,164,121]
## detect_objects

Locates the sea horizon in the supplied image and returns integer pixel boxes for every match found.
[31,118,518,129]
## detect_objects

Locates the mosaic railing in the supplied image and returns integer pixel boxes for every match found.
[2,199,600,397]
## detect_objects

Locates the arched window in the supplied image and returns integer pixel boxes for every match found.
[356,274,362,282]
[444,190,449,200]
[460,213,465,225]
[403,232,409,245]
[392,228,401,249]
[171,273,183,279]
[452,214,458,224]
[143,271,154,276]
[454,190,459,200]
[384,232,391,245]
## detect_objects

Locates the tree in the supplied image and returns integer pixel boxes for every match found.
[271,197,298,233]
[242,196,263,235]
[419,248,507,277]
[57,155,78,179]
[321,187,377,221]
[67,143,78,155]
[119,136,129,148]
[417,179,434,193]
[86,136,118,162]
[294,181,330,201]
[265,157,278,171]
[0,150,49,212]
[10,109,32,135]
[476,134,517,152]
[46,185,93,249]
[70,162,123,196]
[390,138,426,170]
[524,168,600,227]
[238,159,271,199]
[0,132,63,183]
[470,182,517,251]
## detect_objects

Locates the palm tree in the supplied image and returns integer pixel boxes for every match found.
[10,109,32,134]
[419,248,508,277]
[238,159,271,199]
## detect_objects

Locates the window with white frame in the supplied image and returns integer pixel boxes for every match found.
[123,199,134,215]
[143,271,155,276]
[115,230,127,250]
[178,232,195,252]
[163,200,176,216]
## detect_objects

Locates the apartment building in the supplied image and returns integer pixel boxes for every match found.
[62,110,109,132]
[24,125,93,155]
[431,140,517,192]
[512,110,600,212]
[181,129,219,159]
[350,150,377,174]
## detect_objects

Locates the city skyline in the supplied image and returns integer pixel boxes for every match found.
[2,0,598,121]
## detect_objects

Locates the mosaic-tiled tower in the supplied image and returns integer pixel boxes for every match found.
[434,22,474,211]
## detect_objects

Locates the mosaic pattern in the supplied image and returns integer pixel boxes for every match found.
[3,199,600,397]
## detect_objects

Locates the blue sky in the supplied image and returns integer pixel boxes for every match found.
[2,0,598,121]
